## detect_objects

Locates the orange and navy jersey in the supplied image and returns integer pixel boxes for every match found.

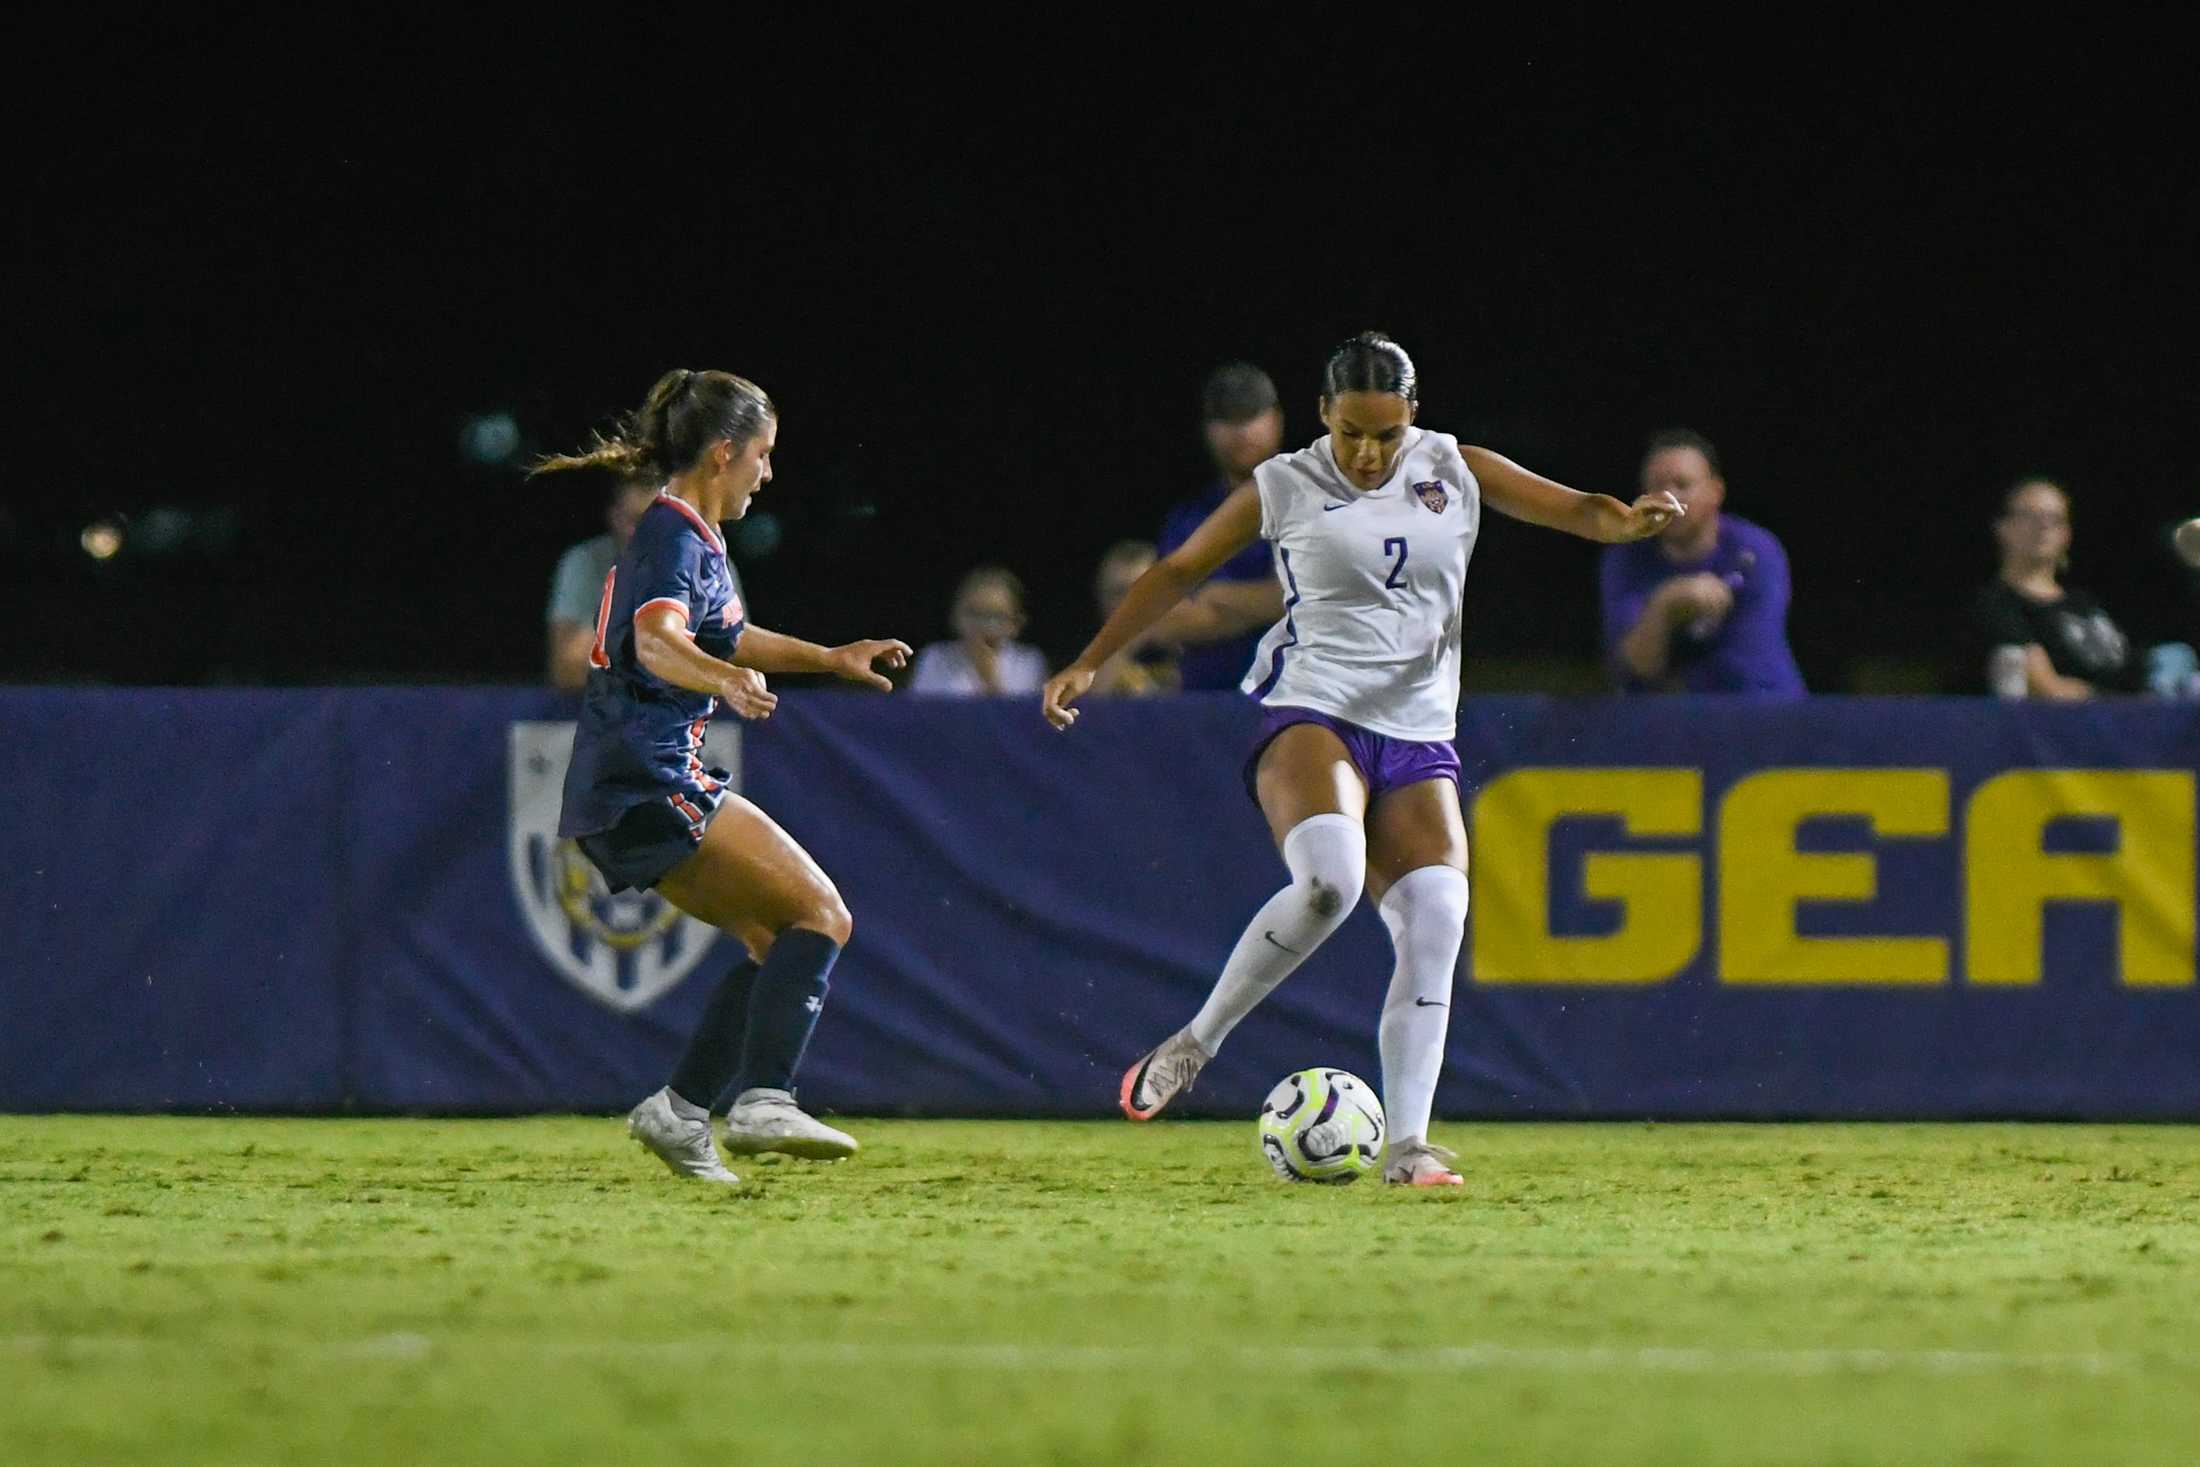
[558,493,747,838]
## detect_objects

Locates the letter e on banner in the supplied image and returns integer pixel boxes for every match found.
[1719,769,1950,985]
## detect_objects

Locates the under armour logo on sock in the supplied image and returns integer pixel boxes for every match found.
[803,996,824,1014]
[1262,930,1302,957]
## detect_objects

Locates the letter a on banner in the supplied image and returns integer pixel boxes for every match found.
[506,722,734,1012]
[1964,769,2196,988]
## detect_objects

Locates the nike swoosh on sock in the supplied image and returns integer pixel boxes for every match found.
[1262,931,1302,957]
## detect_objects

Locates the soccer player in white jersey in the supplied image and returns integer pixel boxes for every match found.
[1042,333,1683,1186]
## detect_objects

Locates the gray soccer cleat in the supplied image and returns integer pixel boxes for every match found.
[722,1088,859,1160]
[627,1087,739,1184]
[1119,1028,1213,1121]
[1383,1137,1464,1188]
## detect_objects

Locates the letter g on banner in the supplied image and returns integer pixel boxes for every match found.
[1470,768,1702,984]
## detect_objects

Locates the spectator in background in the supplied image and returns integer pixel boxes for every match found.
[1600,429,1806,695]
[546,475,745,691]
[1151,364,1287,689]
[910,565,1049,696]
[1087,540,1178,696]
[1962,477,2144,697]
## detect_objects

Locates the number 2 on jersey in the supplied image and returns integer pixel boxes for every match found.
[1383,536,1409,590]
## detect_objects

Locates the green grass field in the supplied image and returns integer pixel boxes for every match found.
[5,1117,2198,1466]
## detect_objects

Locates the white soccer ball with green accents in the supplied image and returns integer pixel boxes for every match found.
[1257,1068,1385,1183]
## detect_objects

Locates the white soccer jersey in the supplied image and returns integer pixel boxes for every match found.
[1239,429,1482,741]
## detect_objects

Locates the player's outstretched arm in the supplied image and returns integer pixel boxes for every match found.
[735,625,913,691]
[1464,446,1683,543]
[634,605,779,718]
[1043,483,1264,729]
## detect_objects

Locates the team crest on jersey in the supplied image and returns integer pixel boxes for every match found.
[507,722,740,1012]
[1412,481,1449,514]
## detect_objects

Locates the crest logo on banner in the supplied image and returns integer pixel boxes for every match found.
[1412,480,1449,514]
[507,721,739,1012]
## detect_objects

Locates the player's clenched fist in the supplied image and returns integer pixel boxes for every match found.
[1042,665,1095,730]
[1618,491,1685,541]
[718,666,778,719]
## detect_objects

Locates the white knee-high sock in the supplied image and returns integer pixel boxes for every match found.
[1185,813,1366,1052]
[1377,864,1468,1144]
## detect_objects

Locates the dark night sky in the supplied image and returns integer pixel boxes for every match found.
[14,15,2199,690]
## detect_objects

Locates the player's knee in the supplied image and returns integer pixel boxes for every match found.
[1281,814,1367,927]
[1380,865,1470,941]
[1295,859,1365,924]
[1303,874,1350,920]
[804,889,854,947]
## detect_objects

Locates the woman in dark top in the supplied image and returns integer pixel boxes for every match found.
[1966,477,2143,697]
[535,369,911,1183]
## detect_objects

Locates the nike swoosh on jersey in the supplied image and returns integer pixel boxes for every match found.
[1322,500,1353,512]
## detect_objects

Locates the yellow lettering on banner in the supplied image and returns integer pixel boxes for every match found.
[1718,770,1951,985]
[1471,769,1702,984]
[1964,771,2197,988]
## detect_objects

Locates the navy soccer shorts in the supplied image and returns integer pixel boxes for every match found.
[575,791,719,893]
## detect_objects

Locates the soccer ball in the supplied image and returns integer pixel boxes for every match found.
[1257,1068,1386,1183]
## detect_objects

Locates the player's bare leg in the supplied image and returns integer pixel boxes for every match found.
[657,796,858,1160]
[1123,725,1371,1120]
[1366,777,1469,1186]
[1251,722,1370,848]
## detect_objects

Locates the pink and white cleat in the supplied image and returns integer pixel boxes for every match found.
[1383,1138,1464,1187]
[1119,1029,1213,1121]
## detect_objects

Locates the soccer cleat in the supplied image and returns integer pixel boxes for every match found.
[627,1088,739,1184]
[722,1088,859,1160]
[1119,1029,1213,1121]
[1383,1138,1464,1188]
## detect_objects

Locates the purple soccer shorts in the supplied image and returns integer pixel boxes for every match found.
[1241,705,1461,807]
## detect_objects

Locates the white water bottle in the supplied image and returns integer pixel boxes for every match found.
[2145,643,2198,699]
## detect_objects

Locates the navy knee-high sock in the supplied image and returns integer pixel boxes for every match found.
[667,958,760,1112]
[738,928,841,1096]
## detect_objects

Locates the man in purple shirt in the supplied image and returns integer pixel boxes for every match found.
[1599,429,1807,695]
[1152,363,1286,689]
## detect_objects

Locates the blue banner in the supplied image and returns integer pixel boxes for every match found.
[2,690,2194,1118]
